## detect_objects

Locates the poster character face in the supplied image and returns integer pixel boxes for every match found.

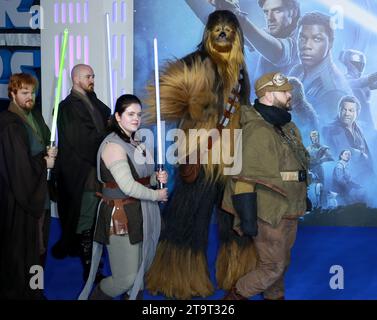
[310,131,319,144]
[262,0,294,36]
[298,24,331,68]
[340,150,351,162]
[340,102,358,127]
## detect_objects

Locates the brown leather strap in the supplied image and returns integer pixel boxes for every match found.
[111,199,129,236]
[104,175,151,189]
[95,192,137,206]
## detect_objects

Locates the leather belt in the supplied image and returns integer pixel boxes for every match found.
[104,175,151,189]
[96,194,137,206]
[280,170,307,182]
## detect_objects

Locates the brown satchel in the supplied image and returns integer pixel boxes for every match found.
[112,199,129,235]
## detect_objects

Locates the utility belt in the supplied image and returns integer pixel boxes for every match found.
[96,176,150,236]
[280,170,307,182]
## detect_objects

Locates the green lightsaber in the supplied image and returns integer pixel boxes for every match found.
[50,28,69,143]
[47,28,68,180]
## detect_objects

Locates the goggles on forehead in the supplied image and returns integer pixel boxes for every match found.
[257,73,288,91]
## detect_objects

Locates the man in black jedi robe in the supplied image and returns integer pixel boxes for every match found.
[0,73,56,299]
[52,64,110,282]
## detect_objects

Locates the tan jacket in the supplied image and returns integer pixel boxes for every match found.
[222,105,310,228]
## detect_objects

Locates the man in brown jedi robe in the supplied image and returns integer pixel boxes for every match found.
[52,64,110,282]
[0,73,56,299]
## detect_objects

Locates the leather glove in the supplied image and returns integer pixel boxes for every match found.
[232,192,258,237]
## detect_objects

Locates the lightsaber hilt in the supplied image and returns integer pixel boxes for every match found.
[47,141,56,181]
[157,164,165,190]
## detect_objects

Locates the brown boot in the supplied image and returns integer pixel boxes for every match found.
[223,287,248,300]
[264,296,285,300]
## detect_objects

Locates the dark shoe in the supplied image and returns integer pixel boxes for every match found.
[51,240,68,259]
[123,290,143,300]
[223,287,248,300]
[89,285,113,300]
[79,229,94,281]
[264,296,285,300]
[94,271,106,285]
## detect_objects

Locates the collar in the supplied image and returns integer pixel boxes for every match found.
[302,54,333,83]
[253,99,292,127]
[71,88,89,100]
[8,101,29,123]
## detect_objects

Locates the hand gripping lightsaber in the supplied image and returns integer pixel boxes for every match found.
[48,28,69,180]
[153,38,164,189]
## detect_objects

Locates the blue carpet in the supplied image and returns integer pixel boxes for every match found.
[44,217,377,300]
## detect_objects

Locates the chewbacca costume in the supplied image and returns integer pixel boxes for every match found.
[145,10,256,299]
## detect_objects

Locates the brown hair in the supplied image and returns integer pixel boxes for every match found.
[8,73,39,99]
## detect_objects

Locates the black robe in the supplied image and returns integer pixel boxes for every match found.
[55,91,110,254]
[0,108,50,300]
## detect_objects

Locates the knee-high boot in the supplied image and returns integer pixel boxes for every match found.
[79,229,105,283]
[79,229,93,282]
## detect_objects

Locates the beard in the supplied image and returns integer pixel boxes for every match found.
[17,99,35,111]
[85,84,94,93]
[274,97,292,111]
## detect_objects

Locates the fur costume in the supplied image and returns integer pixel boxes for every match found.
[145,10,256,299]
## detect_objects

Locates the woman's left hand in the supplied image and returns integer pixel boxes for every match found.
[156,170,168,184]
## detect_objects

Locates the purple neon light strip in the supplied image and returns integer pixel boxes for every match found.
[62,69,67,101]
[121,35,126,79]
[84,1,88,23]
[112,35,117,60]
[121,1,126,22]
[84,36,89,64]
[55,35,60,77]
[69,2,74,24]
[61,2,66,24]
[69,35,74,76]
[76,2,81,24]
[54,2,59,23]
[113,1,117,23]
[76,35,82,60]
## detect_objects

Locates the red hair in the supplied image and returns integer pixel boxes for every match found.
[8,73,38,99]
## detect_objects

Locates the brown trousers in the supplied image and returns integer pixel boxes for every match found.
[236,217,298,299]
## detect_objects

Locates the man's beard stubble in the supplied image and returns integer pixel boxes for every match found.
[18,99,35,111]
